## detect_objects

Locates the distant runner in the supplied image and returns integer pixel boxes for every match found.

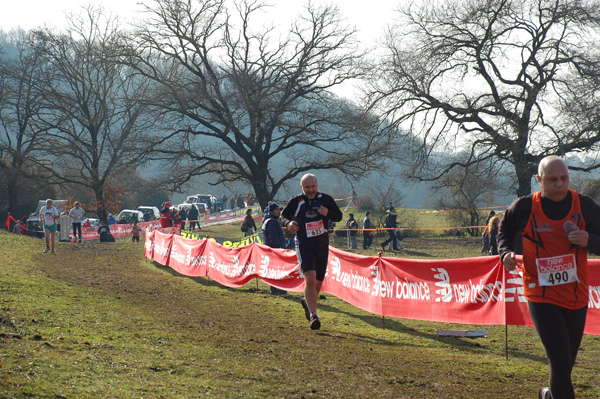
[40,199,60,255]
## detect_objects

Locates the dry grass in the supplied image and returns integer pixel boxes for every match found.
[1,228,599,398]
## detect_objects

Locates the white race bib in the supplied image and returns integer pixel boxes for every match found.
[305,220,326,237]
[536,254,578,286]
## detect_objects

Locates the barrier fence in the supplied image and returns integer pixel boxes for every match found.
[145,229,600,336]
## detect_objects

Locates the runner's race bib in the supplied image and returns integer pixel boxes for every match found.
[536,254,578,286]
[306,220,326,237]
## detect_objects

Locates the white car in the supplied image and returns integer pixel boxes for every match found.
[137,206,159,220]
[117,209,144,223]
[184,195,198,204]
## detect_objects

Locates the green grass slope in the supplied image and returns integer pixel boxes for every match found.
[1,230,599,398]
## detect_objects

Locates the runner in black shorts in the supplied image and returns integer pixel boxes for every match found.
[281,173,343,330]
[296,245,329,281]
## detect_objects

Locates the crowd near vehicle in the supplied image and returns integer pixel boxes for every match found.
[85,218,100,227]
[137,206,160,220]
[177,203,208,215]
[116,209,144,223]
[195,194,218,205]
[184,194,217,206]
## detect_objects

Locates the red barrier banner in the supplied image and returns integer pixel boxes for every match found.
[145,232,600,335]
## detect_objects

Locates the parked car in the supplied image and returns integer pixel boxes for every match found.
[184,195,198,204]
[195,194,217,206]
[137,206,159,220]
[117,209,144,223]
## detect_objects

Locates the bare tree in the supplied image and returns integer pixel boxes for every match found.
[0,29,53,219]
[368,0,600,197]
[431,160,504,236]
[128,0,396,209]
[35,7,155,223]
[364,180,417,236]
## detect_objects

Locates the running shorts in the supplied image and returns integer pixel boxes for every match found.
[297,245,329,281]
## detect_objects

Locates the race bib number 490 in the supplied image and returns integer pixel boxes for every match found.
[306,220,326,237]
[536,254,578,286]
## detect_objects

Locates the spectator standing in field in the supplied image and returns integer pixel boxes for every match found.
[363,211,373,249]
[261,202,288,295]
[108,213,116,225]
[159,202,172,228]
[346,213,358,249]
[281,173,343,330]
[171,206,182,230]
[237,194,245,209]
[177,205,187,227]
[131,221,143,243]
[97,221,110,242]
[487,216,500,255]
[18,216,28,236]
[40,199,59,255]
[68,201,85,243]
[380,207,399,251]
[481,210,496,254]
[230,195,235,210]
[187,204,199,231]
[242,208,256,236]
[498,155,600,399]
[143,210,151,222]
[222,194,228,209]
[395,229,405,249]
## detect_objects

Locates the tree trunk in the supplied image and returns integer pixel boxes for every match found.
[94,187,108,225]
[515,162,535,198]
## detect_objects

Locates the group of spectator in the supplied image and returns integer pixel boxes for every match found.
[226,193,256,211]
[343,207,404,251]
[159,202,201,231]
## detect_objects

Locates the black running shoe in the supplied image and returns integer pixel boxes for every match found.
[310,315,321,330]
[300,297,311,321]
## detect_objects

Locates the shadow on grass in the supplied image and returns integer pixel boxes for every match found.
[148,260,546,364]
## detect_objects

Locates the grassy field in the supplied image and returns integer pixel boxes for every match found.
[1,214,600,398]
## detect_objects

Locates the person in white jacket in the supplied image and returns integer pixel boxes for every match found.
[68,201,85,243]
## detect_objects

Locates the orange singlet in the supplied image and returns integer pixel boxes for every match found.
[521,190,588,309]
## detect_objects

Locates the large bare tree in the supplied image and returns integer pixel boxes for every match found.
[368,0,600,197]
[0,30,53,219]
[35,8,155,223]
[128,0,396,209]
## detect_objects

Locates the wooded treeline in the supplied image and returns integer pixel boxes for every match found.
[2,0,600,231]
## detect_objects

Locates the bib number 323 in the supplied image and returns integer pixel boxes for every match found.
[536,254,579,286]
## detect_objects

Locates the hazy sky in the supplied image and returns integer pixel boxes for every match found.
[1,0,396,44]
[1,1,397,99]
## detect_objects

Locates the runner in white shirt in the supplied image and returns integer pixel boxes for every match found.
[68,202,85,243]
[39,199,60,255]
